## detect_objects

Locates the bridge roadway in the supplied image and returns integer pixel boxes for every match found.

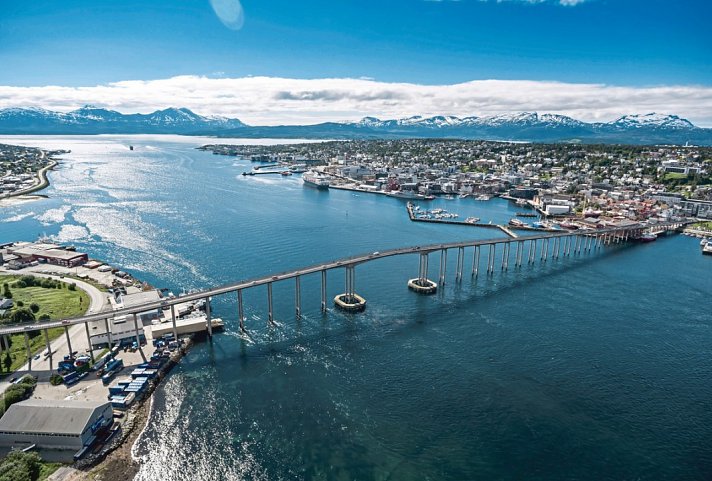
[0,220,687,337]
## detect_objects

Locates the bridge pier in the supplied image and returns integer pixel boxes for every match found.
[335,265,366,312]
[409,253,437,294]
[541,238,548,262]
[205,297,213,337]
[24,332,31,372]
[237,289,245,332]
[472,245,480,277]
[528,240,535,264]
[456,247,465,281]
[295,275,302,318]
[487,244,495,274]
[515,241,523,267]
[438,249,448,285]
[104,318,113,347]
[552,237,559,259]
[133,313,147,362]
[267,283,275,325]
[170,305,178,341]
[84,322,95,362]
[321,270,327,312]
[43,329,53,371]
[64,325,73,357]
[500,242,508,270]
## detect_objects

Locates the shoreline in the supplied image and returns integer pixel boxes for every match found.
[0,159,57,204]
[76,338,194,481]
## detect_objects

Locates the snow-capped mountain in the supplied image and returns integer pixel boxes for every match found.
[0,106,246,134]
[0,107,708,144]
[608,113,695,130]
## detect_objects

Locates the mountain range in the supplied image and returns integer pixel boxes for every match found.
[0,106,710,145]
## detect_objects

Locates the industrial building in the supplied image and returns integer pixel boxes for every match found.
[0,399,113,453]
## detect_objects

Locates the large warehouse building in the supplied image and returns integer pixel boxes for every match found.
[0,399,113,454]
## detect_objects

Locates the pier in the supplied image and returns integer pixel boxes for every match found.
[0,220,690,356]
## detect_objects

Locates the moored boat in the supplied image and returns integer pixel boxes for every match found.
[640,233,657,242]
[702,243,712,255]
[508,218,527,227]
[302,170,330,189]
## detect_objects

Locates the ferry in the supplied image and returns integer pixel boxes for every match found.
[302,170,330,189]
[508,218,527,227]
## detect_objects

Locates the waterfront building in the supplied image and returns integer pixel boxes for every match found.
[0,399,113,454]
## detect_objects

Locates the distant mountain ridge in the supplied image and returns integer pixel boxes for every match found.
[0,106,245,134]
[0,107,709,145]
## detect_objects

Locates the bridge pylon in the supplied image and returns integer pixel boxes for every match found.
[335,265,366,312]
[408,252,437,294]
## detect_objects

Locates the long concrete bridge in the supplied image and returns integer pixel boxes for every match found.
[0,220,689,370]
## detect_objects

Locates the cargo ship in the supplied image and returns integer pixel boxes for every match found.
[302,170,330,189]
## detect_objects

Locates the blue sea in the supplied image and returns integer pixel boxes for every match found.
[1,135,710,481]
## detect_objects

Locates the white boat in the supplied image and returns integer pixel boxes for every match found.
[703,243,712,256]
[465,217,480,224]
[302,170,330,189]
[475,194,492,201]
[388,190,423,199]
[701,239,709,247]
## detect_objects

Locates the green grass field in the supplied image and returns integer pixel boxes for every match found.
[0,274,90,374]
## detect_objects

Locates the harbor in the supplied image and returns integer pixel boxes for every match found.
[0,136,710,481]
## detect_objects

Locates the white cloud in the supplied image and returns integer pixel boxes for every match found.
[0,75,711,127]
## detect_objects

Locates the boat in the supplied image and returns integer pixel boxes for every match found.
[508,218,527,227]
[465,217,480,224]
[701,239,709,247]
[703,243,712,255]
[459,193,469,199]
[280,171,292,176]
[559,221,579,230]
[516,212,537,218]
[302,170,330,189]
[387,190,423,199]
[475,195,492,201]
[532,221,546,229]
[129,145,134,151]
[640,233,657,242]
[515,198,528,206]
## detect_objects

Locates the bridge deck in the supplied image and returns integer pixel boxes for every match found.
[0,220,688,336]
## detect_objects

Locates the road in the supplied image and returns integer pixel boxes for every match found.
[0,271,111,390]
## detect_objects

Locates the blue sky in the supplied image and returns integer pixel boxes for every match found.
[0,0,711,124]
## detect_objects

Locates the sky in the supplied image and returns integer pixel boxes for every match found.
[0,0,711,125]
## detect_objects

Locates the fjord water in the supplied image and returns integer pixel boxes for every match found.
[1,136,711,481]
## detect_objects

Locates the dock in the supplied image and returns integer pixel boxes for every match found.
[405,203,556,238]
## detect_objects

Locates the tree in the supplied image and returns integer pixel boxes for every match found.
[2,354,11,372]
[28,304,39,314]
[67,283,76,291]
[9,309,34,324]
[2,284,12,299]
[15,301,23,308]
[0,451,42,481]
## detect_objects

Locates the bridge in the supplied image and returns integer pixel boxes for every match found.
[0,220,689,371]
